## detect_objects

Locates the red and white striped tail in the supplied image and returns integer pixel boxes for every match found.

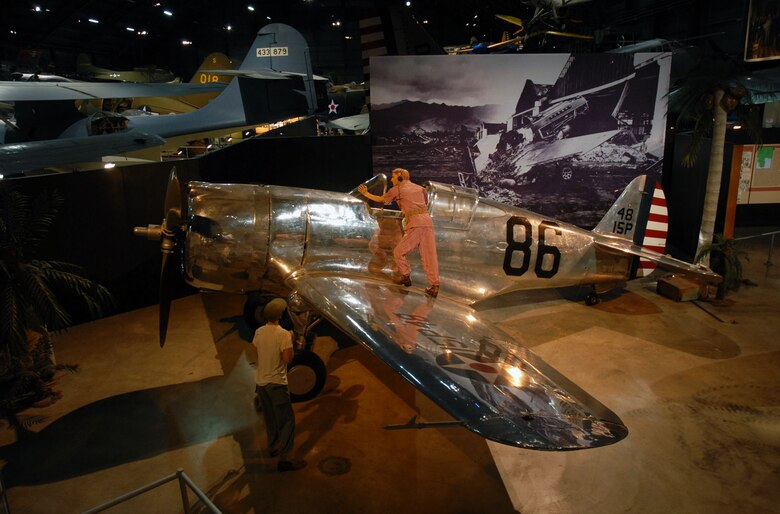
[637,181,668,277]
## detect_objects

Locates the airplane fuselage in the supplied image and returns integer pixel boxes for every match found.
[183,181,630,304]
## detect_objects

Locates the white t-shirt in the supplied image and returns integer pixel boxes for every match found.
[253,323,293,386]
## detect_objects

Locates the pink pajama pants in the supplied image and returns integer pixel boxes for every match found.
[393,226,440,286]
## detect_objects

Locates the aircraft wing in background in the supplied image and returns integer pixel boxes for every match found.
[325,113,370,133]
[0,132,164,174]
[289,274,628,450]
[514,129,620,175]
[0,81,227,102]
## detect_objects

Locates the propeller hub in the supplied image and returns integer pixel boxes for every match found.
[133,224,162,240]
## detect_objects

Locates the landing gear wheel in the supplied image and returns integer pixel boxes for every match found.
[287,350,327,403]
[243,293,293,331]
[585,292,600,306]
[561,166,574,181]
[243,293,271,331]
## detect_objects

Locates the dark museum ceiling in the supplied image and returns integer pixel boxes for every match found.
[0,0,761,83]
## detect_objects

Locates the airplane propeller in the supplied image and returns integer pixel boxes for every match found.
[158,169,184,347]
[134,167,184,347]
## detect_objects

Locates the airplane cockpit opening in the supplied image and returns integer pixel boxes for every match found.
[349,173,387,208]
[426,182,480,230]
[348,174,481,230]
[87,111,130,136]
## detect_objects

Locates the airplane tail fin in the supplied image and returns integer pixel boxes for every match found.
[593,175,669,278]
[236,23,326,114]
[190,52,234,84]
[145,23,325,133]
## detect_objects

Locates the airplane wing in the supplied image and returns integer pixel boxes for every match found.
[289,274,627,450]
[594,235,722,283]
[0,132,164,174]
[0,81,227,102]
[199,69,329,81]
[514,129,620,175]
[326,113,370,132]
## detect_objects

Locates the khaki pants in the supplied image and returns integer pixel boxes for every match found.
[255,383,295,459]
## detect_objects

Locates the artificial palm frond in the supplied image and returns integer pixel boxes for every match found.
[0,186,113,424]
[20,264,73,330]
[668,54,761,168]
[695,234,749,294]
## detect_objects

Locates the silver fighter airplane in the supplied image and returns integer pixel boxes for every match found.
[136,170,720,451]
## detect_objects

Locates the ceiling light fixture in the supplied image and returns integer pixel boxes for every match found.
[163,9,173,16]
[88,18,99,24]
[247,5,255,11]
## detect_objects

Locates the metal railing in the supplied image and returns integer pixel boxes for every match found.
[734,229,779,267]
[81,469,222,514]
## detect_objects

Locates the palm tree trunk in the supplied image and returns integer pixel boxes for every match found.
[696,88,727,259]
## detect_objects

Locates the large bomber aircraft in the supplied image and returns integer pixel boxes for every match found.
[0,23,327,175]
[127,52,235,115]
[135,169,720,451]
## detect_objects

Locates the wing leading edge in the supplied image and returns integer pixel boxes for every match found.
[0,132,165,174]
[290,274,628,450]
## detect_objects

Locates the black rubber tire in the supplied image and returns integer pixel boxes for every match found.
[585,292,600,306]
[287,350,327,403]
[243,293,293,331]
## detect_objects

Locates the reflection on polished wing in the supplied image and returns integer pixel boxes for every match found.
[291,275,626,449]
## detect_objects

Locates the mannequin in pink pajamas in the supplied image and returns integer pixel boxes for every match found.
[358,168,440,297]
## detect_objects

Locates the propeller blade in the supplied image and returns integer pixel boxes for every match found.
[158,166,184,347]
[159,251,172,347]
[163,167,183,232]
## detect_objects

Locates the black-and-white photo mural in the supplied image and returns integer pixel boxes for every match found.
[370,53,671,227]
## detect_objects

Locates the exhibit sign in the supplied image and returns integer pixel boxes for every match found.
[735,144,780,204]
[370,53,672,227]
[744,0,780,63]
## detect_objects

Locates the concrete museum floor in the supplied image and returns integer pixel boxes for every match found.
[1,229,779,514]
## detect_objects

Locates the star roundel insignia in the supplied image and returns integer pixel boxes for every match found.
[328,99,338,114]
[436,350,512,386]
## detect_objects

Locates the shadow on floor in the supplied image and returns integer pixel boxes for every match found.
[1,375,256,487]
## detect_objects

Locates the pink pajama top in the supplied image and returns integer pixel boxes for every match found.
[382,181,433,229]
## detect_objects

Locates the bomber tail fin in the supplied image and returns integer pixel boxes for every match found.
[127,24,325,140]
[593,175,669,279]
[190,52,234,84]
[237,23,325,113]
